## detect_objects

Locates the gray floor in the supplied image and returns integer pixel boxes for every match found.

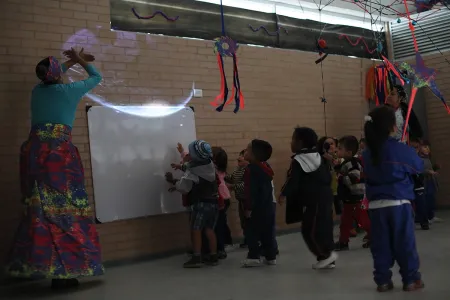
[2,212,450,300]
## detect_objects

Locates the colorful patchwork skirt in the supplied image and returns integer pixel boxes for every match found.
[5,124,104,279]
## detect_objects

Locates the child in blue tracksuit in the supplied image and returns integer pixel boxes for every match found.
[362,106,424,292]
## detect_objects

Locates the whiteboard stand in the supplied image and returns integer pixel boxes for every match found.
[86,105,197,223]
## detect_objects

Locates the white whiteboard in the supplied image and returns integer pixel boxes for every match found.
[87,106,196,223]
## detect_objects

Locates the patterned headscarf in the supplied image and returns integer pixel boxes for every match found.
[37,56,61,83]
[188,140,212,162]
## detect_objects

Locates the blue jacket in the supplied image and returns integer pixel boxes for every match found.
[362,137,424,201]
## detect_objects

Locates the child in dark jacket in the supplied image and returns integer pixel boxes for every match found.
[166,140,219,268]
[241,139,277,267]
[363,106,424,292]
[280,127,337,270]
[334,135,370,251]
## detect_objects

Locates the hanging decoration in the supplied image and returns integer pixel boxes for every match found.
[315,39,328,64]
[365,65,392,106]
[131,8,179,22]
[210,0,244,113]
[395,0,449,141]
[338,34,378,54]
[248,25,288,36]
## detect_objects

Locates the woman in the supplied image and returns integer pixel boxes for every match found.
[6,48,104,289]
[385,85,423,142]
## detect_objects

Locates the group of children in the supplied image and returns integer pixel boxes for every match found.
[164,103,440,293]
[165,139,279,268]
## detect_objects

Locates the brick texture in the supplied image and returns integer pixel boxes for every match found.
[0,0,374,267]
[423,52,450,207]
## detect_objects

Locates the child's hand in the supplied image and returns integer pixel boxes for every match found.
[176,143,184,154]
[244,210,252,218]
[165,172,174,183]
[171,163,182,170]
[168,187,176,192]
[278,195,286,206]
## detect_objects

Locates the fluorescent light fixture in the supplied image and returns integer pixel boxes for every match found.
[196,0,386,30]
[195,0,276,13]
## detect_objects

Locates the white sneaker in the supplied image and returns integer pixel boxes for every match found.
[313,251,338,270]
[264,259,277,266]
[430,217,443,223]
[241,259,262,268]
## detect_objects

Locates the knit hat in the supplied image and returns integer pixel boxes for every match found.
[188,140,212,162]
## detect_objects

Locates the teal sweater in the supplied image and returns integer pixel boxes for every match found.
[31,64,102,127]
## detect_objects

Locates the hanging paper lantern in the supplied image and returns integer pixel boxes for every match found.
[214,36,239,57]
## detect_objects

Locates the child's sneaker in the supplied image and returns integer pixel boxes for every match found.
[334,242,349,251]
[403,280,424,291]
[264,259,277,266]
[241,258,262,268]
[377,282,394,292]
[183,256,204,268]
[313,252,338,269]
[420,223,430,230]
[429,217,443,223]
[204,254,219,266]
[362,234,369,242]
[217,251,227,260]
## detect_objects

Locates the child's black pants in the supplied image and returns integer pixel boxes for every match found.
[301,199,334,260]
[246,211,277,261]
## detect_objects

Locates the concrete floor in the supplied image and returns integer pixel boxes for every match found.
[2,212,450,300]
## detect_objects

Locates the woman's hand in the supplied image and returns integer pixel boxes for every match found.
[323,152,334,161]
[79,48,95,62]
[63,48,82,63]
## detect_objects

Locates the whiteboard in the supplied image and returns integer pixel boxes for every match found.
[87,106,196,223]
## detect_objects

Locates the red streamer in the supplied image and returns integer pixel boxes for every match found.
[339,35,377,54]
[401,87,418,142]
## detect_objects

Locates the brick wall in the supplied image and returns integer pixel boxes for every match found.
[0,0,373,267]
[423,52,450,207]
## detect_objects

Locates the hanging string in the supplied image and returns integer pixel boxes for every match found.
[220,0,226,36]
[317,6,327,135]
[320,61,327,136]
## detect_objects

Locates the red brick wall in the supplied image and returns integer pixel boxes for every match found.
[423,52,450,207]
[0,0,374,267]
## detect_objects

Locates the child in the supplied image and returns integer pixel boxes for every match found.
[363,106,424,292]
[241,139,277,267]
[281,127,337,269]
[411,142,429,230]
[165,140,219,268]
[420,141,441,223]
[334,135,370,251]
[318,136,341,216]
[358,138,366,159]
[225,149,248,248]
[211,146,232,258]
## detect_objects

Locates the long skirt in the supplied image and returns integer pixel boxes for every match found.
[5,123,104,279]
